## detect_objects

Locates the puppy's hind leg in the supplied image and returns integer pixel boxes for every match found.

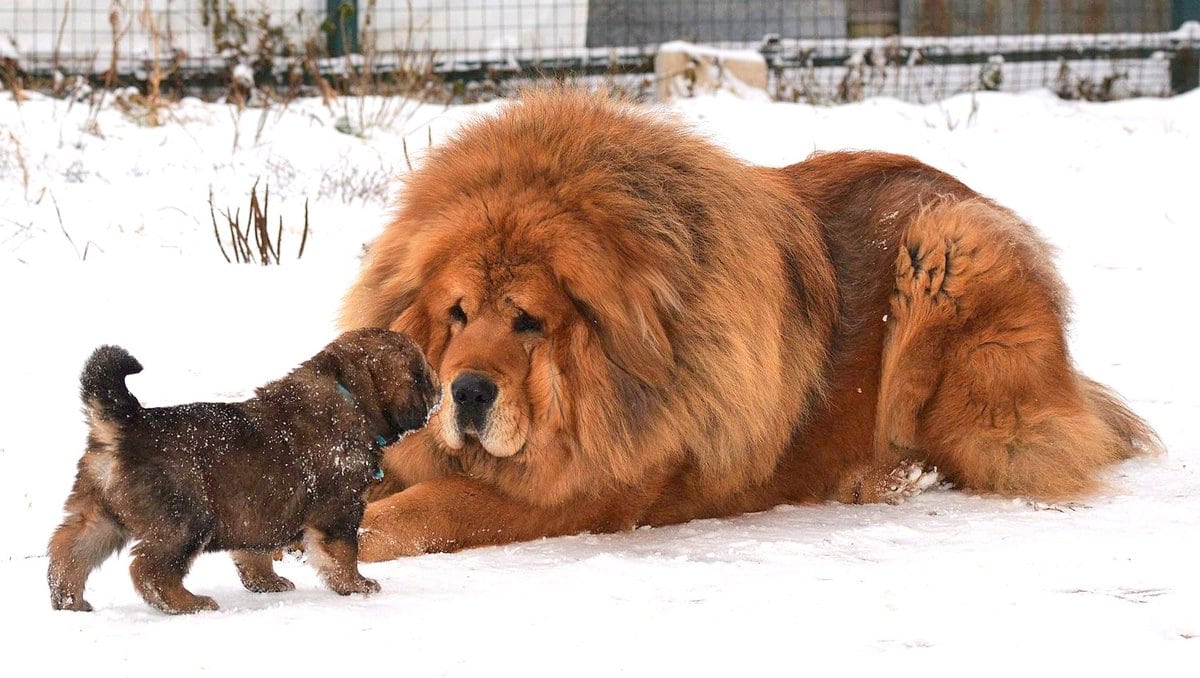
[232,550,295,593]
[48,482,128,611]
[129,520,219,614]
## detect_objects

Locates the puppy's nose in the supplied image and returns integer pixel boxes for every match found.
[452,372,497,430]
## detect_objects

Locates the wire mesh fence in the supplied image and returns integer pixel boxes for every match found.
[3,1,1198,102]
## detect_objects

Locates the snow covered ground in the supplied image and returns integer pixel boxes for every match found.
[1,87,1198,674]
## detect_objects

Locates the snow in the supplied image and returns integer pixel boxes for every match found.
[2,87,1199,673]
[658,40,767,63]
[231,63,255,89]
[1173,21,1200,40]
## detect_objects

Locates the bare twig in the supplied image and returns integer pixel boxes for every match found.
[51,0,71,83]
[50,191,96,261]
[228,207,246,261]
[209,186,232,263]
[7,131,31,201]
[297,199,309,259]
[140,0,163,126]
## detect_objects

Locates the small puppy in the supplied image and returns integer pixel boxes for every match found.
[48,328,438,614]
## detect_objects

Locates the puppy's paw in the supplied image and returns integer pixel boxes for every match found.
[241,573,296,593]
[331,575,381,597]
[163,594,220,615]
[50,592,93,612]
[233,550,297,593]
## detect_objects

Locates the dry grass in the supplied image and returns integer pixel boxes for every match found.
[104,1,131,89]
[138,0,168,126]
[1,48,27,104]
[7,132,28,193]
[50,190,98,261]
[210,181,309,265]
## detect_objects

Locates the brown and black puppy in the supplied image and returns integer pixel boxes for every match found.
[47,328,438,614]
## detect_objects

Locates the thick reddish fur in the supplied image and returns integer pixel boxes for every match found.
[340,91,1159,560]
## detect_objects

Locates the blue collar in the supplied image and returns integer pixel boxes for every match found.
[336,382,389,480]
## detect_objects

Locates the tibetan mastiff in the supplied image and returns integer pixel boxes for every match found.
[341,90,1158,561]
[48,328,438,613]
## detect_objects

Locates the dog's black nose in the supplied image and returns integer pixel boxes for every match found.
[452,372,497,431]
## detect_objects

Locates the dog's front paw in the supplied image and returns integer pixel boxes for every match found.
[357,525,430,561]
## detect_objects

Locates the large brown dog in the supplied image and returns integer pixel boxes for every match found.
[341,90,1159,561]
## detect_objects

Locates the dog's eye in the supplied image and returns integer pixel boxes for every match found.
[513,311,542,334]
[449,304,467,324]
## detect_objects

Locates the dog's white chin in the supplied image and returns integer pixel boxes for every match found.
[479,435,522,458]
[439,407,465,450]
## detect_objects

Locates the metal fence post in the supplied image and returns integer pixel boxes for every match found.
[327,0,360,56]
[1175,0,1200,24]
[1172,1,1200,93]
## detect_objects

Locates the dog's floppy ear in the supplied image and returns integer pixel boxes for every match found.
[341,227,438,354]
[387,300,434,357]
[340,215,431,329]
[341,262,419,333]
[561,266,677,390]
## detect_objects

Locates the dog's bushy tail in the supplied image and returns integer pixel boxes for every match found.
[1080,376,1164,460]
[80,346,144,423]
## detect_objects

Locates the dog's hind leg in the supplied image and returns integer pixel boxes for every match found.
[838,203,969,505]
[881,199,1155,499]
[231,550,295,593]
[877,212,963,457]
[47,482,128,611]
[129,520,219,614]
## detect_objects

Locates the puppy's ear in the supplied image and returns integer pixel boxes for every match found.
[325,331,437,437]
[322,341,375,397]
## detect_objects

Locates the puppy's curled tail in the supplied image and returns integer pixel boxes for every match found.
[80,346,144,423]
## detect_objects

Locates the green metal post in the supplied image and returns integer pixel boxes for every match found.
[1174,0,1200,26]
[327,0,359,56]
[1172,1,1199,93]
